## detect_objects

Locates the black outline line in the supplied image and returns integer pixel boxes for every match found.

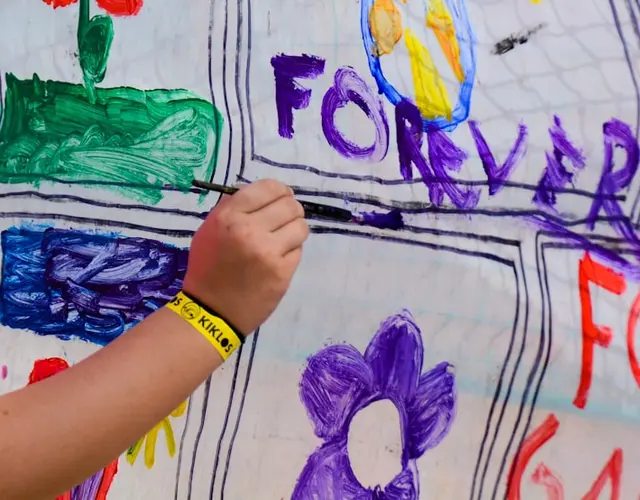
[220,0,235,188]
[220,330,260,498]
[186,376,212,500]
[207,342,245,498]
[173,392,195,500]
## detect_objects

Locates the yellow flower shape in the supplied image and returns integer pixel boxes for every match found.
[126,400,188,469]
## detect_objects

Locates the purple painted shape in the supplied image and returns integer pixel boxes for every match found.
[586,118,640,231]
[395,99,429,183]
[70,468,103,499]
[356,209,404,230]
[271,54,326,139]
[468,120,528,196]
[529,118,640,280]
[533,116,586,209]
[321,67,389,161]
[426,127,480,209]
[395,99,478,209]
[293,310,456,499]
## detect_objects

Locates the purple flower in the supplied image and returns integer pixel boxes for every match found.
[293,310,456,499]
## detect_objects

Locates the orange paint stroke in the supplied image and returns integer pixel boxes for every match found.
[531,463,564,500]
[506,413,560,500]
[582,448,623,500]
[426,0,465,82]
[574,252,626,409]
[369,0,404,56]
[627,292,640,387]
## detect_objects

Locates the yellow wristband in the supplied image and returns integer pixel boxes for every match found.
[165,291,243,361]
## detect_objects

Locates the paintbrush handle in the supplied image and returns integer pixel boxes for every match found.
[191,180,353,223]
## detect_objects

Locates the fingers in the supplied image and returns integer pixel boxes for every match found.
[253,195,305,232]
[232,179,293,213]
[273,218,310,256]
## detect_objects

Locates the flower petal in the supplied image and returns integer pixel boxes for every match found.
[42,0,78,8]
[300,345,373,439]
[406,362,456,459]
[364,310,423,400]
[96,0,143,16]
[292,442,371,499]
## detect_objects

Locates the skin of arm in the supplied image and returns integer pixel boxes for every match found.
[0,307,222,500]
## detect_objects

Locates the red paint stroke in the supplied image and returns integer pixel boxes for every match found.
[96,459,119,500]
[531,463,564,500]
[42,0,78,8]
[41,0,142,16]
[507,413,560,500]
[627,292,640,387]
[56,493,72,500]
[1,365,7,380]
[96,0,143,16]
[582,448,623,500]
[28,357,70,384]
[574,252,626,409]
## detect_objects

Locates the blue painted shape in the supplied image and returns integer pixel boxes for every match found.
[360,0,476,132]
[0,227,188,345]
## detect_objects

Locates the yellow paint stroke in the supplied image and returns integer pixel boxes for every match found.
[426,0,465,82]
[126,400,188,469]
[369,0,404,56]
[404,27,453,120]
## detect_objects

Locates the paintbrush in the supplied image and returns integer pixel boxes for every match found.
[191,180,404,230]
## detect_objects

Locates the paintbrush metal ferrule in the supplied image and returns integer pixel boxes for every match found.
[192,179,238,195]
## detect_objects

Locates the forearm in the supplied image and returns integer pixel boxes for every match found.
[0,307,222,500]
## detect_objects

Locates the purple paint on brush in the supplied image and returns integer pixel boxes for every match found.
[356,209,404,230]
[293,310,456,499]
[321,67,389,161]
[271,54,326,139]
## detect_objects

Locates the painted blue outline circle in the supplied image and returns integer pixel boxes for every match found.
[360,0,476,132]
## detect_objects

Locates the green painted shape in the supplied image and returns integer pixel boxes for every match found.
[0,73,224,204]
[78,0,114,102]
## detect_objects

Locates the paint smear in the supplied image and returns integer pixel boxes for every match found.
[0,73,223,204]
[426,0,465,82]
[355,208,405,230]
[369,0,403,56]
[404,28,453,121]
[1,365,7,380]
[493,24,545,55]
[0,227,188,345]
[126,400,188,469]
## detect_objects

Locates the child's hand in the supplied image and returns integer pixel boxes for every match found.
[183,179,310,335]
